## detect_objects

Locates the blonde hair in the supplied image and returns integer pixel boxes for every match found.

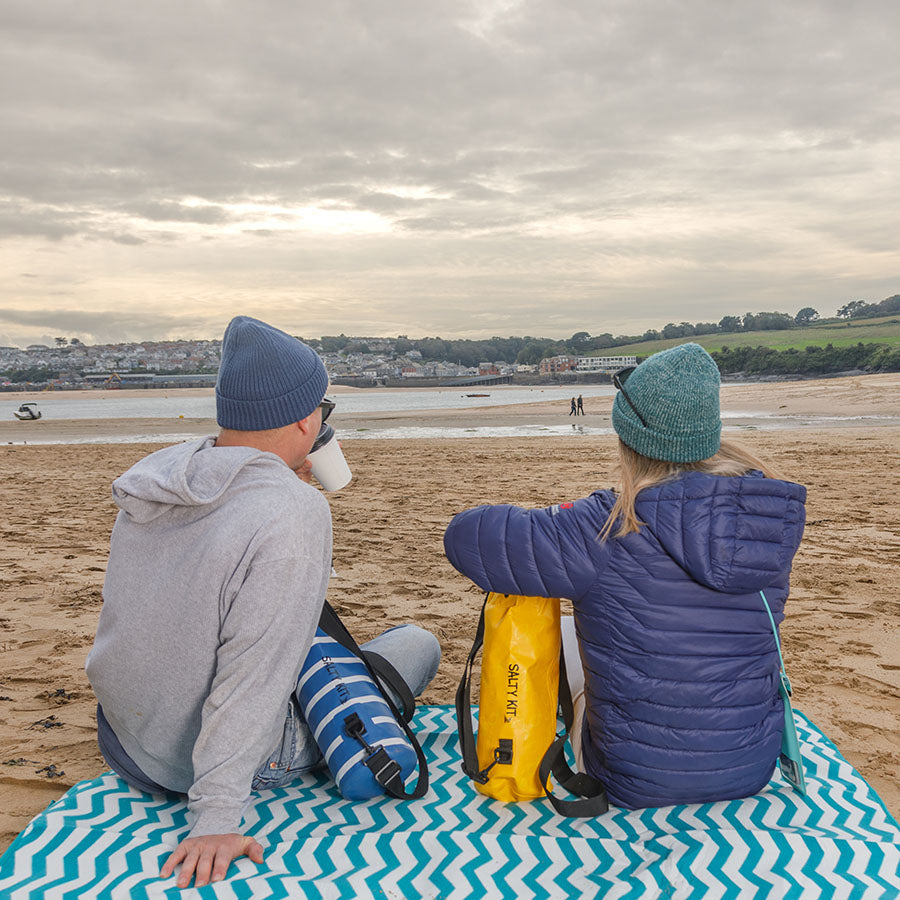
[599,439,783,541]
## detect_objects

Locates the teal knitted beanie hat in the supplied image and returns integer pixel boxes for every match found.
[611,342,721,463]
[216,316,328,430]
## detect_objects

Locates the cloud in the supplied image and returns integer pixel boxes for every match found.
[119,201,233,225]
[97,232,147,246]
[0,306,218,344]
[0,0,898,337]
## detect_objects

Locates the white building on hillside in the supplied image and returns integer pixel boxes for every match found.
[575,355,638,372]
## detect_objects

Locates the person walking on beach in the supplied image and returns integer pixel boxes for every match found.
[569,397,577,415]
[86,316,440,889]
[576,394,584,415]
[445,343,806,809]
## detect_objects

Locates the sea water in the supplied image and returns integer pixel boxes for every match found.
[3,385,898,444]
[0,385,615,420]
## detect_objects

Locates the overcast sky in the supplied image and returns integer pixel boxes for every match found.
[2,0,899,346]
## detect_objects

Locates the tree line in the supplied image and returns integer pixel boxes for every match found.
[486,309,819,365]
[710,342,900,376]
[836,294,900,320]
[310,295,897,367]
[5,342,900,385]
[312,308,828,367]
[5,294,898,382]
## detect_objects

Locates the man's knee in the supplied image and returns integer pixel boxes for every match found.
[388,624,440,672]
[403,624,441,676]
[364,623,441,697]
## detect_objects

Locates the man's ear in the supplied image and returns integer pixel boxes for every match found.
[297,411,317,435]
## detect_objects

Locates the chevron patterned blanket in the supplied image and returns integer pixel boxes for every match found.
[1,706,898,899]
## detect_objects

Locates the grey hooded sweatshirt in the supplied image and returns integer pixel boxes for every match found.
[86,436,332,837]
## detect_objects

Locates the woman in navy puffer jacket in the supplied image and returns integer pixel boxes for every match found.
[444,343,806,809]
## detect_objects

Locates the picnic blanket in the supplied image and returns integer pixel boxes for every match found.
[1,706,898,899]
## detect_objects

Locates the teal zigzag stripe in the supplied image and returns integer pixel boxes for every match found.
[0,707,898,899]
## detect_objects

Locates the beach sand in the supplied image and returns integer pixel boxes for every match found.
[1,374,898,851]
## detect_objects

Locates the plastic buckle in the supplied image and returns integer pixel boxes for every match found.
[474,738,513,783]
[780,672,793,698]
[345,713,375,754]
[365,747,402,787]
[345,712,365,738]
[495,739,513,764]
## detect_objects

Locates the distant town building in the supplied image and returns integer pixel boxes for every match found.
[539,355,578,374]
[575,355,638,372]
[3,333,614,389]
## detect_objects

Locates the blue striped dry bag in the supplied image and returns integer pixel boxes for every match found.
[297,628,419,800]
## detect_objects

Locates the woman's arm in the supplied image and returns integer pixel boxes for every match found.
[443,497,610,601]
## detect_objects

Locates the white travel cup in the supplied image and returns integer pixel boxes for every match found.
[308,423,352,491]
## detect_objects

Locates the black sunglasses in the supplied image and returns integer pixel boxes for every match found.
[612,367,648,427]
[319,398,335,423]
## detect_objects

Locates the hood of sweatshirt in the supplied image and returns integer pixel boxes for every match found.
[111,436,286,523]
[632,470,807,594]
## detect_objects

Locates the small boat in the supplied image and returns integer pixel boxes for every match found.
[466,393,491,397]
[13,402,42,421]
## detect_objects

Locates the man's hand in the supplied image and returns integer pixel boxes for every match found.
[160,833,264,889]
[293,459,313,483]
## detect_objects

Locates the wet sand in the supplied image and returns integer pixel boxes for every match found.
[0,374,898,851]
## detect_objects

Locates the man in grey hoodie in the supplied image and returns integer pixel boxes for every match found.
[85,316,440,889]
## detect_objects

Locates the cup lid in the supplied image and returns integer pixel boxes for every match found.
[310,421,334,453]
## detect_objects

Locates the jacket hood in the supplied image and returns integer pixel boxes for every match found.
[633,471,806,594]
[111,437,284,523]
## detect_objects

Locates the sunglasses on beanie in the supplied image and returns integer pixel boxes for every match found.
[612,367,648,427]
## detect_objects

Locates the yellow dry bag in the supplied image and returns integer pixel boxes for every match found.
[456,592,560,801]
[457,591,610,816]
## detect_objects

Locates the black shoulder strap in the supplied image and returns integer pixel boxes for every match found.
[318,603,416,723]
[317,601,428,800]
[539,647,609,816]
[363,653,416,725]
[455,594,489,783]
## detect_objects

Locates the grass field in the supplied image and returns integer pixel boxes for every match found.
[598,317,900,358]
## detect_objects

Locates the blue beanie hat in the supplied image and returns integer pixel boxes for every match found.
[216,316,329,430]
[611,342,721,463]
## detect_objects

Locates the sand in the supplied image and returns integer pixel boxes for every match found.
[1,373,898,851]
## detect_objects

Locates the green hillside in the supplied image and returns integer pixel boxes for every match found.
[599,317,900,358]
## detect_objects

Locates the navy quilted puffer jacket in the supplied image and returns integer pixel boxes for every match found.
[444,471,806,809]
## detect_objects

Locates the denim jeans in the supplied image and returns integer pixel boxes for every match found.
[250,624,441,790]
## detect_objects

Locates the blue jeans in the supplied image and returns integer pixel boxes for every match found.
[250,624,441,790]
